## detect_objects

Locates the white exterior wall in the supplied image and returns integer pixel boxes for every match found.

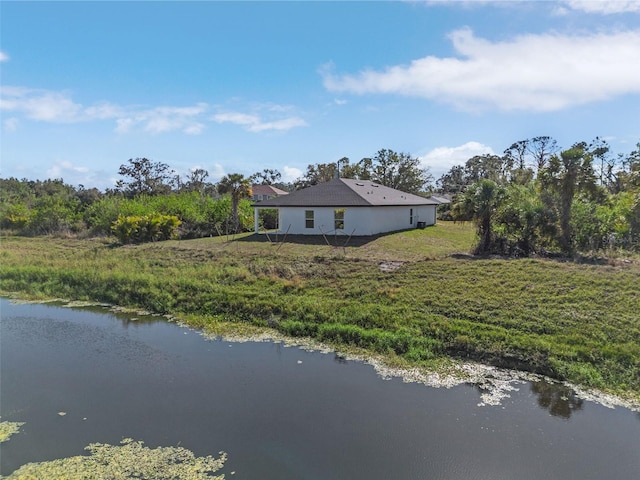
[419,205,436,226]
[274,205,436,236]
[368,205,436,235]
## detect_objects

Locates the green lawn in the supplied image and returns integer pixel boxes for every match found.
[1,222,638,400]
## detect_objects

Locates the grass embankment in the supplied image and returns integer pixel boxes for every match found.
[1,222,639,400]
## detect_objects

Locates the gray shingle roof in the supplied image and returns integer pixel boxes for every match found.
[254,178,438,207]
[429,194,452,204]
[252,184,289,197]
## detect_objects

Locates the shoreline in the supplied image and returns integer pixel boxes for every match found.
[4,294,640,413]
[198,323,640,413]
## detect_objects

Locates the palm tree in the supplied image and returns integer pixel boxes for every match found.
[452,179,506,254]
[538,143,597,254]
[217,173,252,233]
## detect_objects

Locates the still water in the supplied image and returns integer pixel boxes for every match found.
[1,298,639,479]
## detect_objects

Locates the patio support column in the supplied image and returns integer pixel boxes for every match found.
[254,207,259,233]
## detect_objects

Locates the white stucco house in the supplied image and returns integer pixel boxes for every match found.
[253,177,443,236]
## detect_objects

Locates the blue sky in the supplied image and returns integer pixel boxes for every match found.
[1,1,639,190]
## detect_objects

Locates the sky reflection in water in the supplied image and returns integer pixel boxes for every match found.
[1,299,639,480]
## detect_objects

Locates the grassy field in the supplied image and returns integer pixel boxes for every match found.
[1,222,639,400]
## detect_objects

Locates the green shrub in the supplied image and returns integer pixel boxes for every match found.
[278,320,319,337]
[25,196,83,235]
[111,214,181,244]
[85,193,253,239]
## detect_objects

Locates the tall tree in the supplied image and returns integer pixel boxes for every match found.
[615,142,640,192]
[294,162,339,189]
[493,183,556,256]
[527,136,559,172]
[451,179,507,254]
[588,137,611,187]
[436,154,511,194]
[370,149,432,194]
[436,165,466,194]
[250,168,282,186]
[504,140,529,171]
[294,159,361,189]
[503,140,535,184]
[180,168,211,194]
[217,173,252,233]
[354,157,373,180]
[116,158,175,198]
[463,154,507,184]
[296,150,431,193]
[538,142,597,253]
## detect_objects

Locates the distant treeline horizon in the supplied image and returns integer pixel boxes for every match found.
[1,137,638,255]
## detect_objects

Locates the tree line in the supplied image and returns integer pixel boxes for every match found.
[0,159,256,242]
[0,149,429,242]
[445,137,640,255]
[1,139,638,254]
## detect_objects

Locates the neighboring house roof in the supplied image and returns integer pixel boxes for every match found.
[429,194,452,204]
[252,184,289,197]
[255,178,439,207]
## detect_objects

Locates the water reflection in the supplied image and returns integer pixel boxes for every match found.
[334,353,347,364]
[117,315,165,328]
[3,299,640,480]
[530,380,584,418]
[69,305,167,329]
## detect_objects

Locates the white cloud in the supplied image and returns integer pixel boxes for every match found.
[46,160,91,182]
[0,86,84,122]
[3,117,19,132]
[213,110,307,132]
[1,85,307,136]
[323,28,640,112]
[0,51,9,62]
[208,163,226,182]
[0,86,209,135]
[426,0,640,14]
[552,5,571,16]
[184,123,205,135]
[213,112,260,126]
[84,103,125,120]
[0,87,125,125]
[563,1,640,14]
[247,117,307,132]
[282,165,303,183]
[419,141,495,178]
[120,103,209,135]
[115,117,135,133]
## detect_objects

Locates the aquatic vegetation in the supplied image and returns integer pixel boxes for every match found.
[5,438,227,479]
[0,420,24,443]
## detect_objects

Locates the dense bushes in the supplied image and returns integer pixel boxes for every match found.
[0,178,85,235]
[447,140,640,255]
[453,178,639,256]
[85,192,253,238]
[571,192,639,251]
[0,178,254,242]
[111,214,181,244]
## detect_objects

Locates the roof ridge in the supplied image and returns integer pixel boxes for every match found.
[254,177,437,207]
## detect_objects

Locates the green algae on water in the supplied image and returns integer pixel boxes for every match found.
[5,438,228,480]
[0,421,24,443]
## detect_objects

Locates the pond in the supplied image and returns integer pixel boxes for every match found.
[1,298,639,479]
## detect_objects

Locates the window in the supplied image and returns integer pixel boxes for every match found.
[334,209,345,230]
[409,208,414,225]
[305,210,314,229]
